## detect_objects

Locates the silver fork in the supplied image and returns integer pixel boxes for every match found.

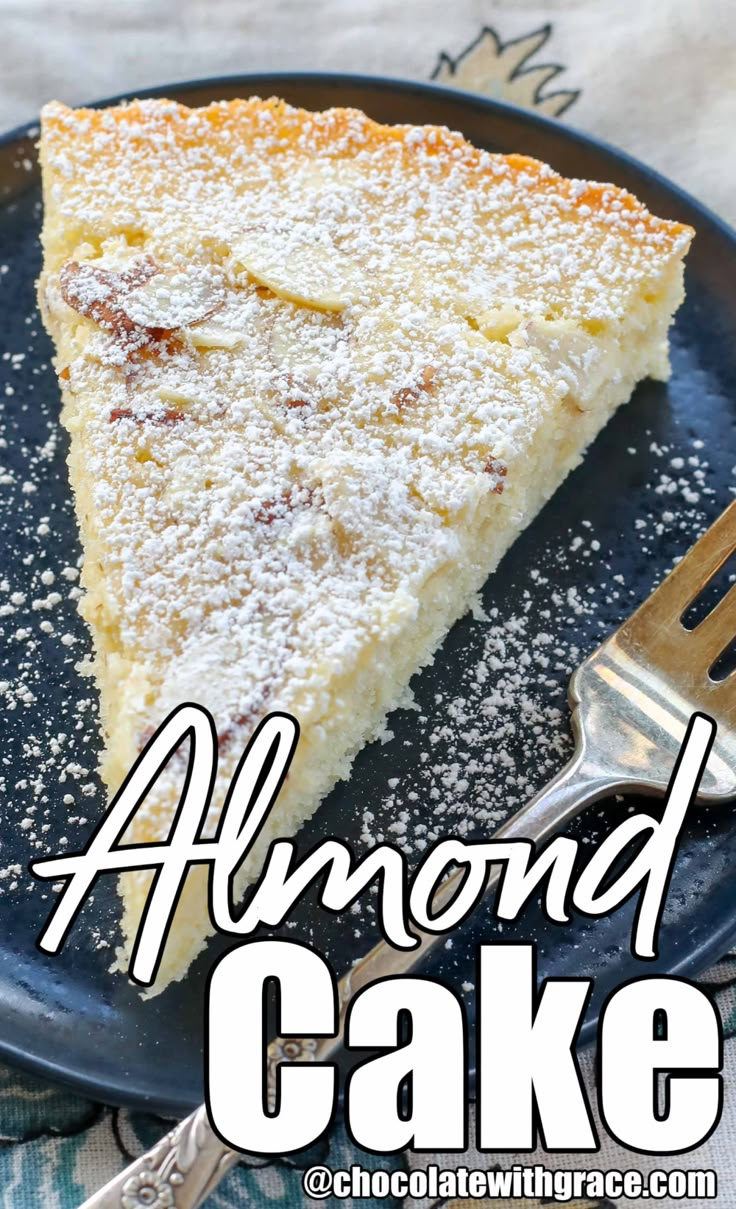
[79,502,736,1209]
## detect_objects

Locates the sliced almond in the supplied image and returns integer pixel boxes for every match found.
[188,324,243,350]
[122,265,225,330]
[509,316,600,408]
[269,309,348,384]
[231,227,363,312]
[154,385,201,407]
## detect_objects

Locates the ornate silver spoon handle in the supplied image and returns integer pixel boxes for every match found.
[81,1103,239,1209]
[78,752,623,1209]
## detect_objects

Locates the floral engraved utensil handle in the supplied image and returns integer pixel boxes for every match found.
[78,1034,332,1208]
[80,1103,239,1208]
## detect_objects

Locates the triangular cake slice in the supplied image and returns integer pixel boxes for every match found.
[38,97,692,993]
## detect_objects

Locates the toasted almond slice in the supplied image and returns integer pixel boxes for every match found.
[187,324,243,350]
[154,385,201,407]
[231,227,363,312]
[122,265,225,329]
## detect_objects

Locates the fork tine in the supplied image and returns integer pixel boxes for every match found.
[689,576,736,665]
[639,500,736,623]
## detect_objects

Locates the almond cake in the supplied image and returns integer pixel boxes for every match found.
[37,96,693,993]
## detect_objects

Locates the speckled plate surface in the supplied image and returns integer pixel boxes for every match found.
[0,74,735,1117]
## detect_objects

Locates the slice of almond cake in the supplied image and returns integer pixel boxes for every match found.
[38,96,693,993]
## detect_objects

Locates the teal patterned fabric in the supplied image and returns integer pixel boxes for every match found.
[0,1062,406,1207]
[1,957,734,1206]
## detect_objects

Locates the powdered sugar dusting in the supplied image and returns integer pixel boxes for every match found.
[37,96,691,808]
[0,279,727,948]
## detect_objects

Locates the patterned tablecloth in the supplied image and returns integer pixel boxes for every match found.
[0,2,733,1206]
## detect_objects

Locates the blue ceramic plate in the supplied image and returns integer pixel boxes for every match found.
[0,74,735,1116]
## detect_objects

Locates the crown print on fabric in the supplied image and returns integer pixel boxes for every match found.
[432,24,580,117]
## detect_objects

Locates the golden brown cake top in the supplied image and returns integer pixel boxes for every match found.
[40,97,691,319]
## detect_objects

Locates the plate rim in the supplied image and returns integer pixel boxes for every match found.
[2,69,736,1115]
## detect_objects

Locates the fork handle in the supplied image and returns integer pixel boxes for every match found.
[493,747,627,846]
[76,749,624,1209]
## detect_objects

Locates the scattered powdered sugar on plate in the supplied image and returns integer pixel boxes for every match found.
[0,245,105,925]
